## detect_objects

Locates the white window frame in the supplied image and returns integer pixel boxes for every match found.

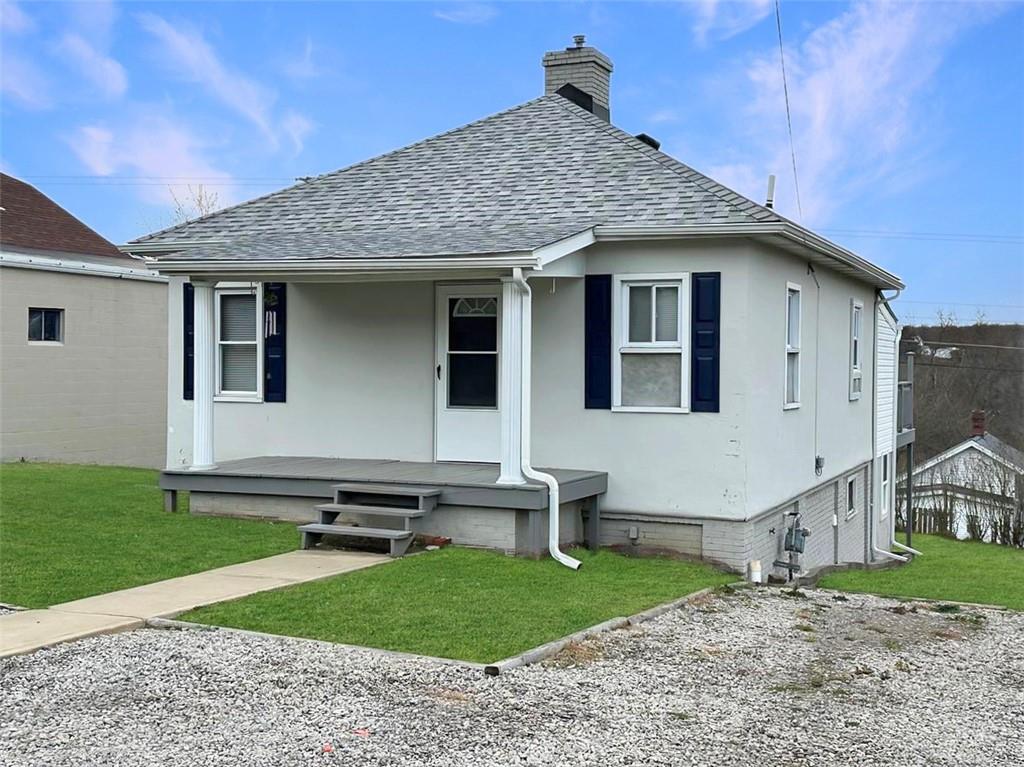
[215,284,263,402]
[880,454,891,519]
[849,299,863,401]
[611,273,690,413]
[846,475,857,520]
[783,282,801,410]
[28,307,65,346]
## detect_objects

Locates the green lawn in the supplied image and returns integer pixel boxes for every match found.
[182,546,734,663]
[0,463,297,608]
[820,534,1024,610]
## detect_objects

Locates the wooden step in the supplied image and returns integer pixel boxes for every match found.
[316,503,428,519]
[298,523,414,557]
[331,483,441,498]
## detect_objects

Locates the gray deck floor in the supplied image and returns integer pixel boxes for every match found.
[161,456,607,511]
[165,456,603,488]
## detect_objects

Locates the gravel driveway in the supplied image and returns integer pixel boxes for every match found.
[2,588,1021,766]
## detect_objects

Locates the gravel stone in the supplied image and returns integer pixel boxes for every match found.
[2,588,1021,766]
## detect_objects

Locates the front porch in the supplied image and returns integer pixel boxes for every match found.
[161,456,607,556]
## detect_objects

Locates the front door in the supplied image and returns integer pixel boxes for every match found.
[435,284,501,462]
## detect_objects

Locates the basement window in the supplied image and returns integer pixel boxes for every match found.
[846,475,857,520]
[612,274,689,413]
[216,288,262,401]
[28,307,64,344]
[880,454,891,519]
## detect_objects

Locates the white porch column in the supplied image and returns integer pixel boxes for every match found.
[497,277,525,485]
[190,280,217,470]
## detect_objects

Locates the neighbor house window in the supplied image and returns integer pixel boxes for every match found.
[880,454,891,519]
[849,299,863,400]
[28,308,64,343]
[846,475,857,519]
[784,284,801,408]
[216,288,262,399]
[612,274,689,412]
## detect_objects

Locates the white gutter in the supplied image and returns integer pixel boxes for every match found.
[141,254,539,276]
[0,251,167,283]
[595,222,905,290]
[869,290,908,564]
[512,267,582,571]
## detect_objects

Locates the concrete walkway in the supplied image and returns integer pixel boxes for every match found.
[0,549,387,658]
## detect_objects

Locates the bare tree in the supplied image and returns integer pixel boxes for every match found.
[169,184,220,224]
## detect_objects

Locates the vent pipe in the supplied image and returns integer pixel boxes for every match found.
[765,174,777,209]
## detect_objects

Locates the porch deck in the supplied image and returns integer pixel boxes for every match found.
[160,456,607,511]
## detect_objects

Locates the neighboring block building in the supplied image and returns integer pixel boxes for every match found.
[0,173,168,468]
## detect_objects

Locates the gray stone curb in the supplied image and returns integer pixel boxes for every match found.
[482,582,745,676]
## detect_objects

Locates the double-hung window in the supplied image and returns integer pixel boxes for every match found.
[28,307,64,343]
[849,299,863,400]
[613,274,689,412]
[216,287,262,400]
[880,454,891,518]
[784,283,801,408]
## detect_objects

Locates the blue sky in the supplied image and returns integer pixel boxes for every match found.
[2,0,1022,324]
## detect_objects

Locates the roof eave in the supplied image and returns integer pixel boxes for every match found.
[594,222,905,291]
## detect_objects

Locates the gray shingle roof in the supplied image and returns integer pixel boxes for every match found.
[975,433,1024,473]
[134,95,782,261]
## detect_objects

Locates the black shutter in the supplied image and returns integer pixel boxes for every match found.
[264,283,287,402]
[183,282,194,401]
[584,275,612,409]
[690,272,721,413]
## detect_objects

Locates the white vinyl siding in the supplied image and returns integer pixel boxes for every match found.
[784,283,801,408]
[875,305,898,456]
[216,288,262,400]
[612,274,690,413]
[849,299,863,400]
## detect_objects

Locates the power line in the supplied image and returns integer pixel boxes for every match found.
[897,301,1024,309]
[822,229,1024,245]
[910,361,1024,374]
[914,340,1024,351]
[774,0,803,222]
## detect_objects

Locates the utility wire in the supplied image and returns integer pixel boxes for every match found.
[912,341,1024,351]
[774,0,803,222]
[910,361,1024,374]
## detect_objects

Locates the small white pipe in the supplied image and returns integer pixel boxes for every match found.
[892,540,922,557]
[513,267,582,571]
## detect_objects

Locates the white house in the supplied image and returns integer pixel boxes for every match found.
[0,173,168,468]
[127,39,912,576]
[902,413,1023,545]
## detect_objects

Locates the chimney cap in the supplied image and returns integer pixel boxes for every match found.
[573,34,586,48]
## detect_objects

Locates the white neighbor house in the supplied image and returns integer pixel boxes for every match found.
[129,40,912,576]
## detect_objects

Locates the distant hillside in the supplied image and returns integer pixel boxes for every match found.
[900,323,1024,460]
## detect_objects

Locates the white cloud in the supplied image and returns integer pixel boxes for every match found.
[57,33,127,99]
[700,1,1005,225]
[0,52,50,108]
[67,116,235,207]
[283,36,321,80]
[0,0,34,35]
[281,110,315,154]
[648,108,681,125]
[433,3,497,25]
[137,13,277,141]
[691,0,772,45]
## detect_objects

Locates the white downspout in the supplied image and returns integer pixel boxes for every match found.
[513,267,582,571]
[869,290,908,564]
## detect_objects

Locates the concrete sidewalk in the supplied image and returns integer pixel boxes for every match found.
[0,549,387,658]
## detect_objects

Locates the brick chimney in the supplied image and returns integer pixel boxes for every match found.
[543,35,613,121]
[971,409,986,437]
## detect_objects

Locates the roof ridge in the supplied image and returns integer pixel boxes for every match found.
[542,95,781,224]
[131,97,551,245]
